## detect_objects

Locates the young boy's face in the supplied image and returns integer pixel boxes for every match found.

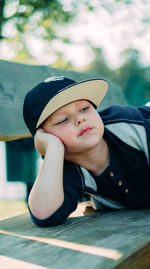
[41,100,104,156]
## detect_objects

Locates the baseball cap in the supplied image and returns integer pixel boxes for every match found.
[23,76,108,136]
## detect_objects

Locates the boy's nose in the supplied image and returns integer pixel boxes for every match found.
[75,116,86,126]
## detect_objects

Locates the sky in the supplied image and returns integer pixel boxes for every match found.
[56,0,150,68]
[0,0,149,69]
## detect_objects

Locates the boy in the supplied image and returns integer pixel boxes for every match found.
[23,76,150,227]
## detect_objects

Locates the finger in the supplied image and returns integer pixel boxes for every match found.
[37,128,46,134]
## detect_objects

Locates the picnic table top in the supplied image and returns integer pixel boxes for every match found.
[1,204,150,269]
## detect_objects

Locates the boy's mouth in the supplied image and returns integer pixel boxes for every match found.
[79,127,93,136]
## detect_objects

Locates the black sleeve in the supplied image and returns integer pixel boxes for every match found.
[138,105,150,119]
[100,104,150,123]
[28,161,82,227]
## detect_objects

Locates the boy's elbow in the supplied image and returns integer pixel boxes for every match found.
[28,200,67,227]
[30,208,52,221]
[30,212,67,227]
[28,199,64,221]
[28,192,64,220]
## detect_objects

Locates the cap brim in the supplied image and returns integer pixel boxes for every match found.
[36,79,108,128]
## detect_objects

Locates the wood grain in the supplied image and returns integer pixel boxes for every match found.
[1,208,150,269]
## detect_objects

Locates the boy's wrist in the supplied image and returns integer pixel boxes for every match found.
[46,139,65,154]
[34,129,65,156]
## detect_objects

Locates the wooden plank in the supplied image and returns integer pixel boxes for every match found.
[0,60,128,141]
[0,60,52,141]
[0,207,150,269]
[0,133,32,142]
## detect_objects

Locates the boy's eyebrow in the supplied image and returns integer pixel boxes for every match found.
[50,113,67,123]
[51,100,90,120]
[52,110,67,118]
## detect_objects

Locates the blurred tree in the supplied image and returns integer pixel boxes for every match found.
[0,0,149,67]
[52,51,74,70]
[0,0,75,61]
[84,47,113,80]
[85,47,150,106]
[114,49,150,106]
[0,0,5,38]
[0,0,74,40]
[0,0,149,105]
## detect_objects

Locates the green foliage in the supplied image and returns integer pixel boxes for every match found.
[84,47,113,80]
[85,47,150,106]
[0,0,149,106]
[114,49,150,106]
[0,0,75,40]
[51,51,74,70]
[0,0,5,38]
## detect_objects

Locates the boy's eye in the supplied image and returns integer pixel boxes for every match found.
[81,106,89,112]
[56,117,68,125]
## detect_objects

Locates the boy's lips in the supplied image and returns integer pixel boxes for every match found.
[79,127,93,136]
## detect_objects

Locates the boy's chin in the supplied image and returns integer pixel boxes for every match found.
[66,141,101,155]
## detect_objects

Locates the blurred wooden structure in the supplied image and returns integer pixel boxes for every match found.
[0,59,127,141]
[1,60,150,269]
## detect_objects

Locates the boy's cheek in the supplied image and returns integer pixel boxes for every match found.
[53,131,68,146]
[59,136,71,147]
[59,135,75,148]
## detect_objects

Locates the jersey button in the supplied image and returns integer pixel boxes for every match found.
[110,171,114,177]
[125,188,129,194]
[118,180,123,186]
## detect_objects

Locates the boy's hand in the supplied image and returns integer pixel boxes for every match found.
[34,129,64,156]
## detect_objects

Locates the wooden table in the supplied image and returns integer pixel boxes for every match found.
[1,205,150,269]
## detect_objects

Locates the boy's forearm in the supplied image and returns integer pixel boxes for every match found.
[28,143,65,220]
